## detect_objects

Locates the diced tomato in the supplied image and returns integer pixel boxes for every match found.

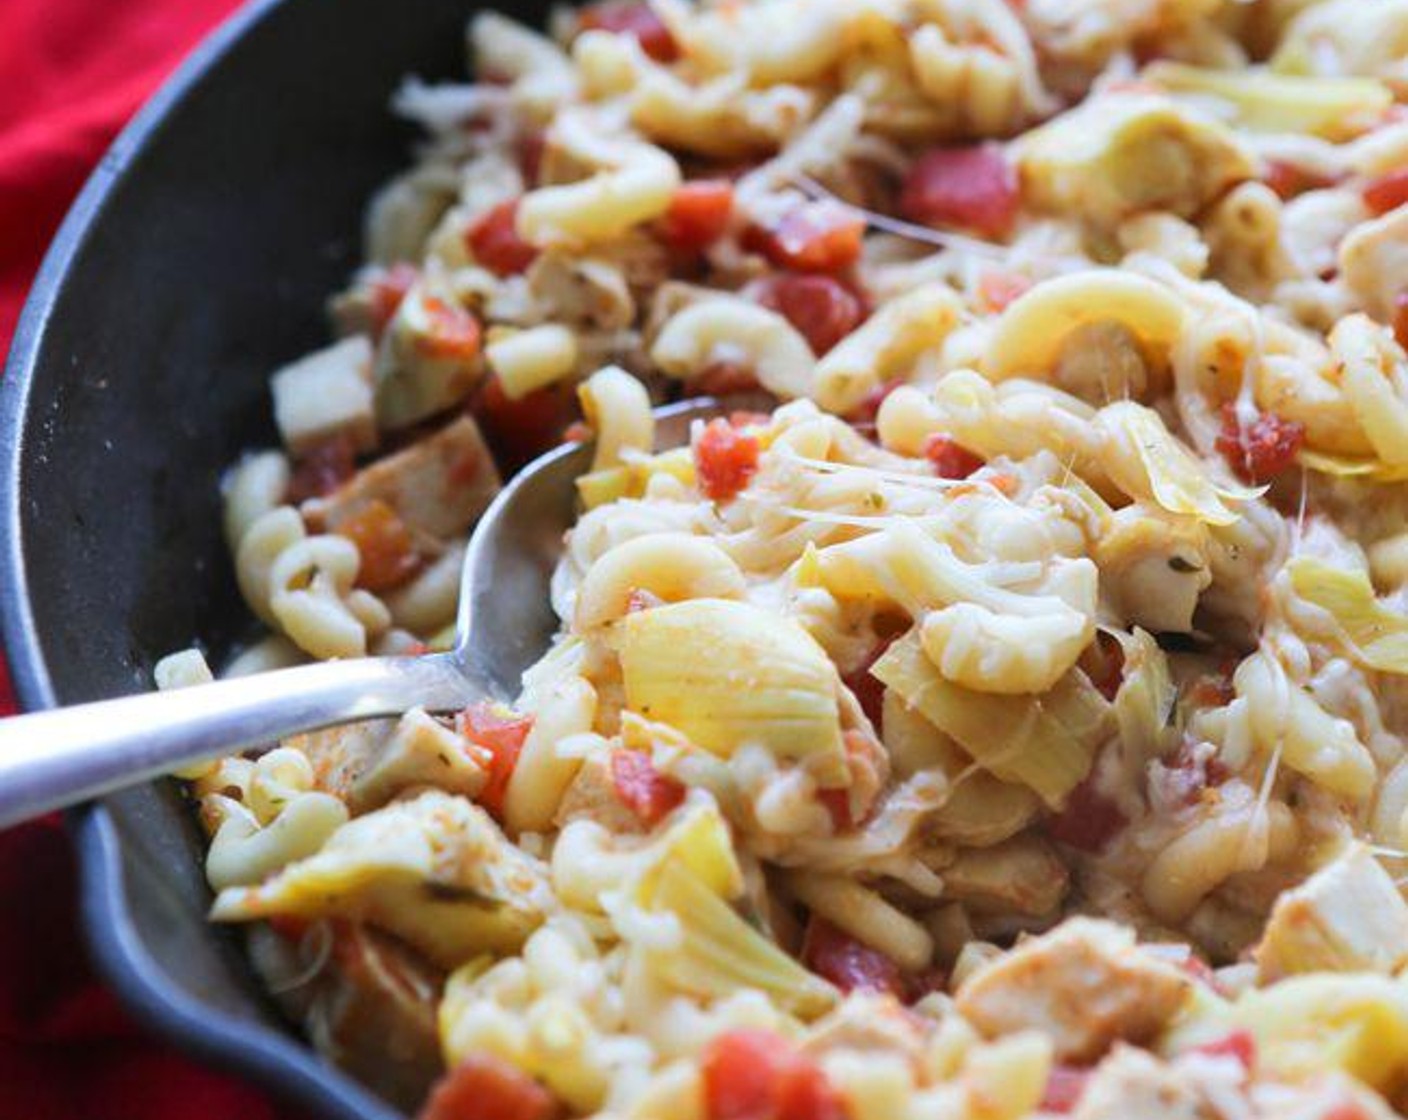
[1362,167,1408,216]
[610,749,687,827]
[773,1059,849,1120]
[977,270,1031,313]
[1040,1066,1090,1114]
[457,701,535,819]
[662,180,735,251]
[746,200,866,273]
[840,638,894,731]
[1214,404,1305,483]
[578,1,679,63]
[923,434,985,480]
[695,417,761,501]
[1193,1029,1256,1073]
[417,297,483,362]
[802,916,905,999]
[287,433,357,504]
[681,362,764,399]
[418,1054,559,1120]
[1263,160,1338,201]
[369,263,419,339]
[334,499,423,592]
[472,375,578,471]
[899,143,1020,241]
[756,273,865,356]
[1394,291,1408,352]
[702,1030,849,1120]
[466,200,540,277]
[817,788,851,831]
[1048,774,1127,853]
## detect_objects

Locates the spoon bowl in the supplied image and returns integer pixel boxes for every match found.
[0,397,720,828]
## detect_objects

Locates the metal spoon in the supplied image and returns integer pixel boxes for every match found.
[0,397,720,829]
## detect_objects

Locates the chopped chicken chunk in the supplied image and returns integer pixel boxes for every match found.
[1255,843,1408,982]
[955,918,1193,1061]
[303,414,500,543]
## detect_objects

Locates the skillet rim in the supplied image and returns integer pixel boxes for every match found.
[0,0,405,1115]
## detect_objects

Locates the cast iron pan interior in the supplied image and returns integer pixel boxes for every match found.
[0,0,550,1113]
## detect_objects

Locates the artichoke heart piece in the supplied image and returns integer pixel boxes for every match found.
[211,791,553,970]
[1288,557,1408,673]
[1097,402,1260,527]
[635,856,837,1018]
[614,599,847,785]
[872,631,1111,809]
[1016,93,1254,229]
[1144,62,1391,141]
[1224,973,1408,1094]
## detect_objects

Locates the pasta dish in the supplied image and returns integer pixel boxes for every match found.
[157,1,1408,1117]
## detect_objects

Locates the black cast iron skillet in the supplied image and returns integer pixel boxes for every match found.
[0,0,553,1113]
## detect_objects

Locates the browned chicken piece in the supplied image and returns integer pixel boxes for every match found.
[251,920,444,1111]
[799,993,929,1065]
[955,918,1193,1062]
[553,750,646,835]
[1340,208,1408,326]
[303,414,500,544]
[1255,843,1408,983]
[940,834,1070,918]
[287,719,398,801]
[349,708,488,813]
[1072,1045,1213,1120]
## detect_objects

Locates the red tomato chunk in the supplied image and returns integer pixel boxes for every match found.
[900,143,1019,240]
[695,417,761,500]
[287,433,357,504]
[368,262,419,338]
[578,1,679,63]
[1040,1066,1090,1114]
[1394,292,1408,352]
[802,916,904,999]
[1048,775,1127,853]
[923,434,985,480]
[748,200,865,273]
[418,1054,559,1120]
[1194,1029,1256,1073]
[610,749,686,827]
[702,1029,850,1120]
[417,297,483,362]
[1214,405,1305,483]
[662,180,735,251]
[756,273,865,356]
[1362,167,1408,216]
[473,376,579,471]
[840,638,894,731]
[466,200,540,277]
[457,701,535,819]
[335,499,423,592]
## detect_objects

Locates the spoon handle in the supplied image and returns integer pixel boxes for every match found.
[0,653,475,829]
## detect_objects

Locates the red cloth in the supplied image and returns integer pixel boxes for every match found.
[0,2,303,1116]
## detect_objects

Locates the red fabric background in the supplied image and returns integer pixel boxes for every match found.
[0,1,301,1116]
